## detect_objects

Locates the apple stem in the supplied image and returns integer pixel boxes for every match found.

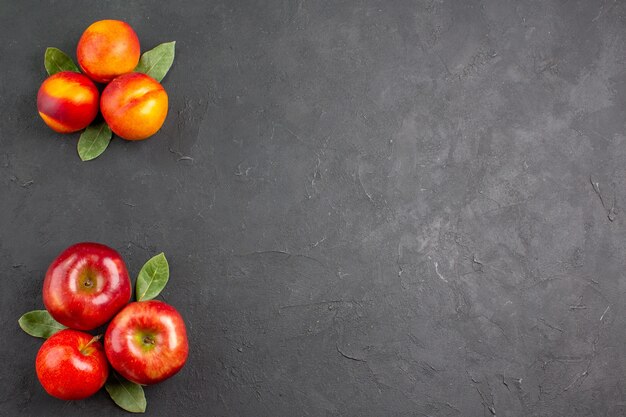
[80,334,102,354]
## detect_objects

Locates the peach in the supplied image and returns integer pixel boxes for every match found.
[100,73,168,140]
[37,71,99,133]
[77,20,140,83]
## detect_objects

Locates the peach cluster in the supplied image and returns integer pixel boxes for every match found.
[37,19,171,144]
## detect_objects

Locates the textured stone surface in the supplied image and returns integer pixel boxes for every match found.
[1,0,626,416]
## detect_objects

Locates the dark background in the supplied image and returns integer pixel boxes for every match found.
[1,0,626,416]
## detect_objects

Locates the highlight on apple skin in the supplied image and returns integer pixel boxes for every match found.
[43,242,132,331]
[104,300,189,385]
[77,19,140,84]
[37,71,99,133]
[36,329,109,400]
[100,72,169,140]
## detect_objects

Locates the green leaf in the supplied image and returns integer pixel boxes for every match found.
[134,41,176,82]
[18,310,66,338]
[44,47,80,76]
[77,122,112,161]
[105,372,146,413]
[136,253,169,301]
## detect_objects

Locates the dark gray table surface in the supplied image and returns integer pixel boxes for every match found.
[2,1,626,416]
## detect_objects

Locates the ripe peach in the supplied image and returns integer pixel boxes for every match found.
[37,72,99,133]
[100,73,168,140]
[77,20,140,83]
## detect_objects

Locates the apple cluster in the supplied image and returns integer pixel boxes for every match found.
[19,242,188,412]
[37,20,175,161]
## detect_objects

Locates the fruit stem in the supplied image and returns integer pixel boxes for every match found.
[80,334,102,354]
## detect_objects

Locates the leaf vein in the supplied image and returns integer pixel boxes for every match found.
[139,267,160,300]
[144,55,166,75]
[117,376,142,407]
[82,124,106,155]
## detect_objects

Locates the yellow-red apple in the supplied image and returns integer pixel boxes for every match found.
[37,71,99,133]
[77,20,140,83]
[100,72,168,140]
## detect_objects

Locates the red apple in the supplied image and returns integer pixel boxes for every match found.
[36,329,108,400]
[104,300,188,385]
[43,242,131,330]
